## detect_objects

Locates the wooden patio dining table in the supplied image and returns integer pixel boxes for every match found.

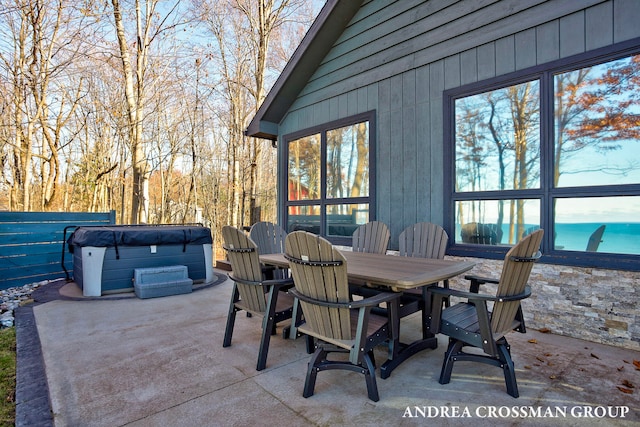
[259,250,475,379]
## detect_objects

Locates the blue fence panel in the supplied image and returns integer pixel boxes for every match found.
[0,211,116,290]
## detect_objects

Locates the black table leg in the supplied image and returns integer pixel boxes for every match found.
[380,285,439,379]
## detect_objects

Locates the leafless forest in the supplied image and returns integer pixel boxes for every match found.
[0,0,319,255]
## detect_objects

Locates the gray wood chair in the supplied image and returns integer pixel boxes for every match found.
[348,221,390,292]
[399,222,448,259]
[222,225,294,371]
[249,221,287,254]
[461,222,503,245]
[284,231,400,402]
[250,221,288,279]
[397,222,450,334]
[429,229,543,397]
[586,224,605,252]
[352,221,390,254]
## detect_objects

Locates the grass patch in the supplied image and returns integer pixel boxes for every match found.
[0,328,16,426]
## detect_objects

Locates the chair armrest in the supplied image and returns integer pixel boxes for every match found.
[430,285,531,303]
[349,291,401,307]
[464,275,500,285]
[464,274,499,293]
[289,288,399,309]
[262,278,294,288]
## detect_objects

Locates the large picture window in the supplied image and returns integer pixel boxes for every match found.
[284,111,375,243]
[446,41,640,269]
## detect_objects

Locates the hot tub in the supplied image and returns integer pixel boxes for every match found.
[67,225,215,296]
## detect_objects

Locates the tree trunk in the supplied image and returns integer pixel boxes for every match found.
[111,0,151,223]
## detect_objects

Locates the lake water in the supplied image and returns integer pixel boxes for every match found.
[456,222,640,255]
[554,222,640,254]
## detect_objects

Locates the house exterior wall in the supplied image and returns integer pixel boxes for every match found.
[447,257,640,351]
[277,0,640,350]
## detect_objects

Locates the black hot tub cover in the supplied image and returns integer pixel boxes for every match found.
[67,225,213,249]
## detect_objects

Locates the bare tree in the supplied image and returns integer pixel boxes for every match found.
[109,0,186,223]
[239,0,315,226]
[0,0,319,235]
[192,0,315,228]
[0,0,95,210]
[455,81,540,243]
[556,56,640,184]
[506,82,539,241]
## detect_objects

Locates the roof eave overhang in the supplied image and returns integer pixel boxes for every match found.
[245,120,279,141]
[245,0,361,141]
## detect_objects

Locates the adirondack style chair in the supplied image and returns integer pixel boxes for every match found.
[249,221,288,279]
[460,222,503,245]
[429,229,543,398]
[352,221,390,254]
[586,224,605,252]
[397,223,450,333]
[222,225,294,371]
[249,221,287,254]
[284,231,400,402]
[399,222,449,259]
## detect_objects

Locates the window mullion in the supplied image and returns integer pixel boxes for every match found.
[320,130,327,236]
[541,71,554,255]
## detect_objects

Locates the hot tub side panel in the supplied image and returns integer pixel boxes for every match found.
[98,243,210,293]
[72,246,107,296]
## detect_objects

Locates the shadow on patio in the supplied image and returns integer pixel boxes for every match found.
[15,270,640,426]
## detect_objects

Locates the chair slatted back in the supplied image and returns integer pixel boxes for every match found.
[250,221,287,254]
[285,231,351,340]
[399,222,448,259]
[222,226,267,313]
[586,224,605,252]
[491,229,544,334]
[461,222,503,245]
[352,221,390,254]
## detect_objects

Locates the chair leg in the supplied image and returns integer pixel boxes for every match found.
[258,286,290,370]
[363,352,380,402]
[367,349,376,369]
[223,288,240,347]
[301,346,380,401]
[497,339,519,398]
[223,308,237,347]
[439,337,520,398]
[442,279,450,308]
[257,314,275,371]
[420,292,429,340]
[305,334,315,354]
[439,339,464,385]
[303,347,326,398]
[256,287,278,371]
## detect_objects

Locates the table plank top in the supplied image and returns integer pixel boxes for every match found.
[260,251,475,291]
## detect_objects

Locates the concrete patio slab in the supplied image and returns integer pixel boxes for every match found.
[16,271,640,426]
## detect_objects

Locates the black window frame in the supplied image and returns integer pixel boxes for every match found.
[444,37,640,271]
[282,110,376,246]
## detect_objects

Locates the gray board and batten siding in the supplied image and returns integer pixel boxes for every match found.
[277,0,640,246]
